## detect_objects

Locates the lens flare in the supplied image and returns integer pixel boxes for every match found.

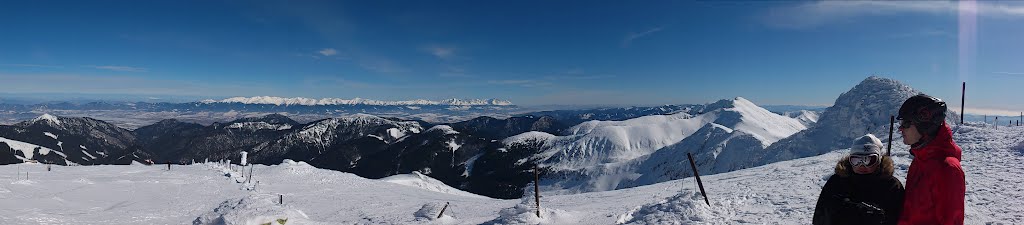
[958,0,977,83]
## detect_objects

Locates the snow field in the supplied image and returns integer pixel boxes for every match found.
[0,123,1018,224]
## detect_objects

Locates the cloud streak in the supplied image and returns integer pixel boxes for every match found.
[992,71,1024,76]
[423,45,456,60]
[1,64,64,68]
[318,48,338,56]
[623,27,663,47]
[88,65,148,72]
[762,1,1024,29]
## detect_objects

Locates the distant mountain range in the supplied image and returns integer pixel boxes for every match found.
[12,84,941,200]
[202,96,514,106]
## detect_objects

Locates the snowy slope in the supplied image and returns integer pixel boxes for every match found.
[381,171,487,198]
[785,110,820,127]
[517,97,807,193]
[0,122,1018,224]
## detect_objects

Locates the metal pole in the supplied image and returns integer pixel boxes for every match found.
[887,116,894,156]
[960,82,965,125]
[687,153,710,207]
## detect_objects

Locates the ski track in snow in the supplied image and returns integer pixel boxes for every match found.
[0,123,1019,224]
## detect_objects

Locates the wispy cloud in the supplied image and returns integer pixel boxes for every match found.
[761,1,1024,29]
[87,65,148,72]
[885,29,956,39]
[423,45,456,60]
[487,79,553,88]
[992,71,1024,76]
[1,64,64,68]
[318,48,338,56]
[623,27,663,47]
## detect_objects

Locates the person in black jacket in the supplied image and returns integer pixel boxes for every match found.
[813,134,905,225]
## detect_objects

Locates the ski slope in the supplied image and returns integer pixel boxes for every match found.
[0,123,1019,224]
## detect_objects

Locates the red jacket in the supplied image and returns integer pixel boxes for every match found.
[898,123,965,225]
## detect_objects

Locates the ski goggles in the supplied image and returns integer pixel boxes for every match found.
[849,154,880,167]
[898,121,913,129]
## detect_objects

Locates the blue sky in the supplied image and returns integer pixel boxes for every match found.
[1,1,1022,114]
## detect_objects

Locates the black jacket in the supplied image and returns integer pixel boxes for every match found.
[812,173,905,225]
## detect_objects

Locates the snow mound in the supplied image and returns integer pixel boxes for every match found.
[274,159,318,175]
[485,202,577,225]
[616,191,715,225]
[192,194,317,225]
[413,202,458,223]
[381,171,487,198]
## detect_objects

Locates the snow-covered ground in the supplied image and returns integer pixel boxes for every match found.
[0,123,1020,224]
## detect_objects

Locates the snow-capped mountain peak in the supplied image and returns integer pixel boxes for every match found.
[514,97,807,192]
[762,76,961,163]
[201,96,514,106]
[32,113,62,126]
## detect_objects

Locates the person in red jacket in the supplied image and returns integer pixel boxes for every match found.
[896,94,965,225]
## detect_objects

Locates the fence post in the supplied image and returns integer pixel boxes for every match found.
[534,165,541,218]
[246,165,253,184]
[280,194,283,205]
[687,153,710,207]
[437,202,450,219]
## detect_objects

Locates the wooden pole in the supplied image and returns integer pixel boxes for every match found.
[247,165,254,184]
[279,194,283,205]
[960,82,965,125]
[437,202,450,219]
[887,116,895,156]
[687,153,710,207]
[534,165,541,218]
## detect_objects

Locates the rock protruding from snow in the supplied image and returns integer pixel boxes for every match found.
[762,76,961,163]
[203,96,514,106]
